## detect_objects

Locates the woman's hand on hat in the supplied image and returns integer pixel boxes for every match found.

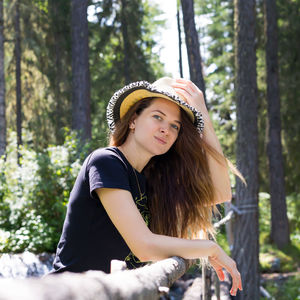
[171,78,207,113]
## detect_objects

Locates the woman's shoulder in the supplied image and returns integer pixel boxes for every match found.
[91,146,122,159]
[87,146,127,169]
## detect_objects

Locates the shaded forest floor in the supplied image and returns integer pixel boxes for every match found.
[261,271,300,299]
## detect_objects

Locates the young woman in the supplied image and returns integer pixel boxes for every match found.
[50,77,242,296]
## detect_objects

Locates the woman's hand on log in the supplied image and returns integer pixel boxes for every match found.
[209,244,242,296]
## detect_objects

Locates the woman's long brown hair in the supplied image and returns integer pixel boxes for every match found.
[110,98,243,240]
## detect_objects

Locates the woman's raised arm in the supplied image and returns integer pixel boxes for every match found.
[96,188,242,296]
[172,79,232,204]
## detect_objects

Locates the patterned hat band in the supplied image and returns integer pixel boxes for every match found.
[106,77,204,133]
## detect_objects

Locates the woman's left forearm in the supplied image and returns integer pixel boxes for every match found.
[171,79,232,203]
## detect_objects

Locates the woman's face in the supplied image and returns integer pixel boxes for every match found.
[130,97,181,156]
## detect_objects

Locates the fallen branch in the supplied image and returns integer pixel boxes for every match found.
[0,256,195,300]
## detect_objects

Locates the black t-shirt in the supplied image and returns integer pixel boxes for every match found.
[50,146,150,274]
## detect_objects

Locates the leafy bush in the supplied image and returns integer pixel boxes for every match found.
[263,274,300,300]
[286,193,300,244]
[0,130,91,253]
[259,192,300,272]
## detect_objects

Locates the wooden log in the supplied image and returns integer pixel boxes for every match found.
[110,259,127,273]
[0,257,195,300]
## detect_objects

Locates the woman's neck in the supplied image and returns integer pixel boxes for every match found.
[117,141,151,173]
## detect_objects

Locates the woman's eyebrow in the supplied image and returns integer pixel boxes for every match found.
[151,110,181,124]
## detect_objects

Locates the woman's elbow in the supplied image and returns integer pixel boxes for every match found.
[128,235,150,262]
[131,234,164,262]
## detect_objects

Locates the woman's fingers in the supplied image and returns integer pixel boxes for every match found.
[239,278,243,290]
[172,84,199,100]
[209,257,225,281]
[229,268,242,296]
[172,78,205,111]
[209,249,242,296]
[211,263,242,296]
[217,268,225,281]
[173,87,190,102]
[172,82,194,95]
[211,262,241,295]
[174,78,198,93]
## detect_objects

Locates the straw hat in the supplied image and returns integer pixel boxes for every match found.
[106,77,204,133]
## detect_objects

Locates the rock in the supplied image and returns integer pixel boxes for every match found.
[0,252,54,279]
[270,257,281,272]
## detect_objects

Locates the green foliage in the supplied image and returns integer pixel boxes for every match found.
[277,0,300,194]
[262,274,300,300]
[3,0,165,149]
[259,192,300,273]
[215,228,230,255]
[88,0,165,142]
[195,0,300,196]
[286,193,300,241]
[0,130,90,253]
[195,0,236,160]
[3,0,72,148]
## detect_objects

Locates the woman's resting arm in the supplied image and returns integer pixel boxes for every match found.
[96,188,242,296]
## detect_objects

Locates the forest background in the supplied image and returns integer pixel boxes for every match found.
[0,0,299,299]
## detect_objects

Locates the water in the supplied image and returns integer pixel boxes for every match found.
[0,251,54,278]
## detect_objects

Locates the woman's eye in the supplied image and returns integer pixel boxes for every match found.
[171,124,179,131]
[153,115,162,120]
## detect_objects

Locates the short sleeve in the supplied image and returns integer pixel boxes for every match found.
[87,149,131,199]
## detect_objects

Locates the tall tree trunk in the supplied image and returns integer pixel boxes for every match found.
[121,0,131,84]
[0,0,6,156]
[232,0,260,299]
[71,0,91,141]
[177,6,183,78]
[181,1,210,297]
[15,0,22,155]
[49,0,64,144]
[264,0,290,249]
[180,0,206,104]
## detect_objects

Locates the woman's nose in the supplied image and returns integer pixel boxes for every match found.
[160,124,169,134]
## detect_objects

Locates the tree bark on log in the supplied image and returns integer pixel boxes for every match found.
[0,0,6,156]
[264,0,290,249]
[232,0,260,299]
[0,257,194,300]
[71,0,91,141]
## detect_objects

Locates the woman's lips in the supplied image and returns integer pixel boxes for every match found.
[154,136,167,144]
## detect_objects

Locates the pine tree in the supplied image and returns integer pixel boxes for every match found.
[194,0,235,157]
[0,0,5,156]
[15,0,22,154]
[277,0,300,194]
[181,0,207,103]
[88,0,165,142]
[264,0,290,249]
[120,0,131,84]
[177,4,183,78]
[71,0,91,141]
[232,0,260,298]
